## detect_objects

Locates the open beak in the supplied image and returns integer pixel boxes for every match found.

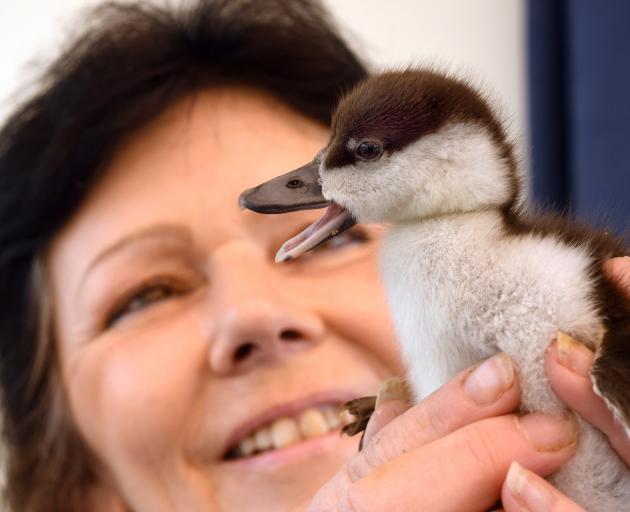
[238,161,356,262]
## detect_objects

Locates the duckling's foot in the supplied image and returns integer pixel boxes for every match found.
[341,376,412,450]
[341,396,376,441]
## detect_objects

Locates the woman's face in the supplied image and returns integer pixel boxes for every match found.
[48,88,400,511]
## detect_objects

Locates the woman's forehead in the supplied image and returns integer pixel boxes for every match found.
[48,88,330,286]
[80,88,328,218]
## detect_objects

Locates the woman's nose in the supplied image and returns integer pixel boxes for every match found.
[208,297,325,376]
[205,240,325,376]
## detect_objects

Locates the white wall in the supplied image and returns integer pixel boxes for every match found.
[323,0,526,137]
[0,0,97,121]
[0,0,526,136]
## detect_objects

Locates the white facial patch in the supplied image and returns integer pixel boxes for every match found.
[345,138,359,152]
[320,122,517,224]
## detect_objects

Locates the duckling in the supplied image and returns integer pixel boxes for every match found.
[239,69,630,510]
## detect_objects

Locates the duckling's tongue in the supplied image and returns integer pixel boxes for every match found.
[275,202,354,263]
[238,160,357,262]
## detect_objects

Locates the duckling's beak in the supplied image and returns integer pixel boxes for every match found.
[238,161,356,263]
[238,162,328,213]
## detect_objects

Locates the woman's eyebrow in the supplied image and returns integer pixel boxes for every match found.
[79,223,194,286]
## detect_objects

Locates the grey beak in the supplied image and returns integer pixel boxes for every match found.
[238,160,357,259]
[238,162,328,214]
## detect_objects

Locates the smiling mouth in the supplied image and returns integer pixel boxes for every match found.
[223,403,351,461]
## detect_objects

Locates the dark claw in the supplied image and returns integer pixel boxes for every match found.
[340,416,371,437]
[341,396,377,451]
[343,396,377,417]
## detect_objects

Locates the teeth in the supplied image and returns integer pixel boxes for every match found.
[298,408,330,439]
[238,435,256,457]
[254,427,272,451]
[322,406,342,429]
[270,417,301,449]
[228,404,347,460]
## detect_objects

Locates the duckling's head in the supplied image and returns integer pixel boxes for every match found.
[320,69,520,224]
[239,69,521,262]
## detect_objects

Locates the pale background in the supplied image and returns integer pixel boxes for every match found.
[0,0,525,505]
[0,0,526,134]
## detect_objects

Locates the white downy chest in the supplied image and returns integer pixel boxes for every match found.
[379,210,604,407]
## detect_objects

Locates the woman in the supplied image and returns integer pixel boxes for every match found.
[0,1,628,510]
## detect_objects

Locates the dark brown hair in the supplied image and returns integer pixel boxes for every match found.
[0,1,366,509]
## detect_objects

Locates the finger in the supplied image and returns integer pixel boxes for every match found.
[344,413,578,512]
[308,353,520,508]
[362,399,410,448]
[545,336,630,464]
[347,352,520,480]
[603,257,630,296]
[361,377,412,447]
[502,461,586,511]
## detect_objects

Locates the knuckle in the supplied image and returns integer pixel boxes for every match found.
[419,401,450,437]
[456,423,504,477]
[345,447,382,482]
[407,399,450,442]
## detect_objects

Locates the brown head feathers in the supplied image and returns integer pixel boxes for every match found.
[326,69,516,172]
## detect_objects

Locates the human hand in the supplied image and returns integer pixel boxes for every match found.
[500,256,630,511]
[303,353,577,511]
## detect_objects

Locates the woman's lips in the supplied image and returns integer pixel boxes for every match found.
[224,428,354,471]
[224,403,346,460]
[221,391,357,462]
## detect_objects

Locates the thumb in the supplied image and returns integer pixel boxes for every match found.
[362,377,411,448]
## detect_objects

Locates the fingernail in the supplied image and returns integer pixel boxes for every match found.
[375,376,411,409]
[506,461,556,511]
[362,399,409,448]
[362,378,411,449]
[463,352,515,405]
[516,413,579,452]
[556,331,593,377]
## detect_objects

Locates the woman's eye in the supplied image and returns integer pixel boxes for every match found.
[106,282,180,327]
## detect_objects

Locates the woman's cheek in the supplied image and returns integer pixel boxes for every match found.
[63,307,207,467]
[318,254,401,374]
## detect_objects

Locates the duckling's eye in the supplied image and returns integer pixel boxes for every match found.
[356,141,383,161]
